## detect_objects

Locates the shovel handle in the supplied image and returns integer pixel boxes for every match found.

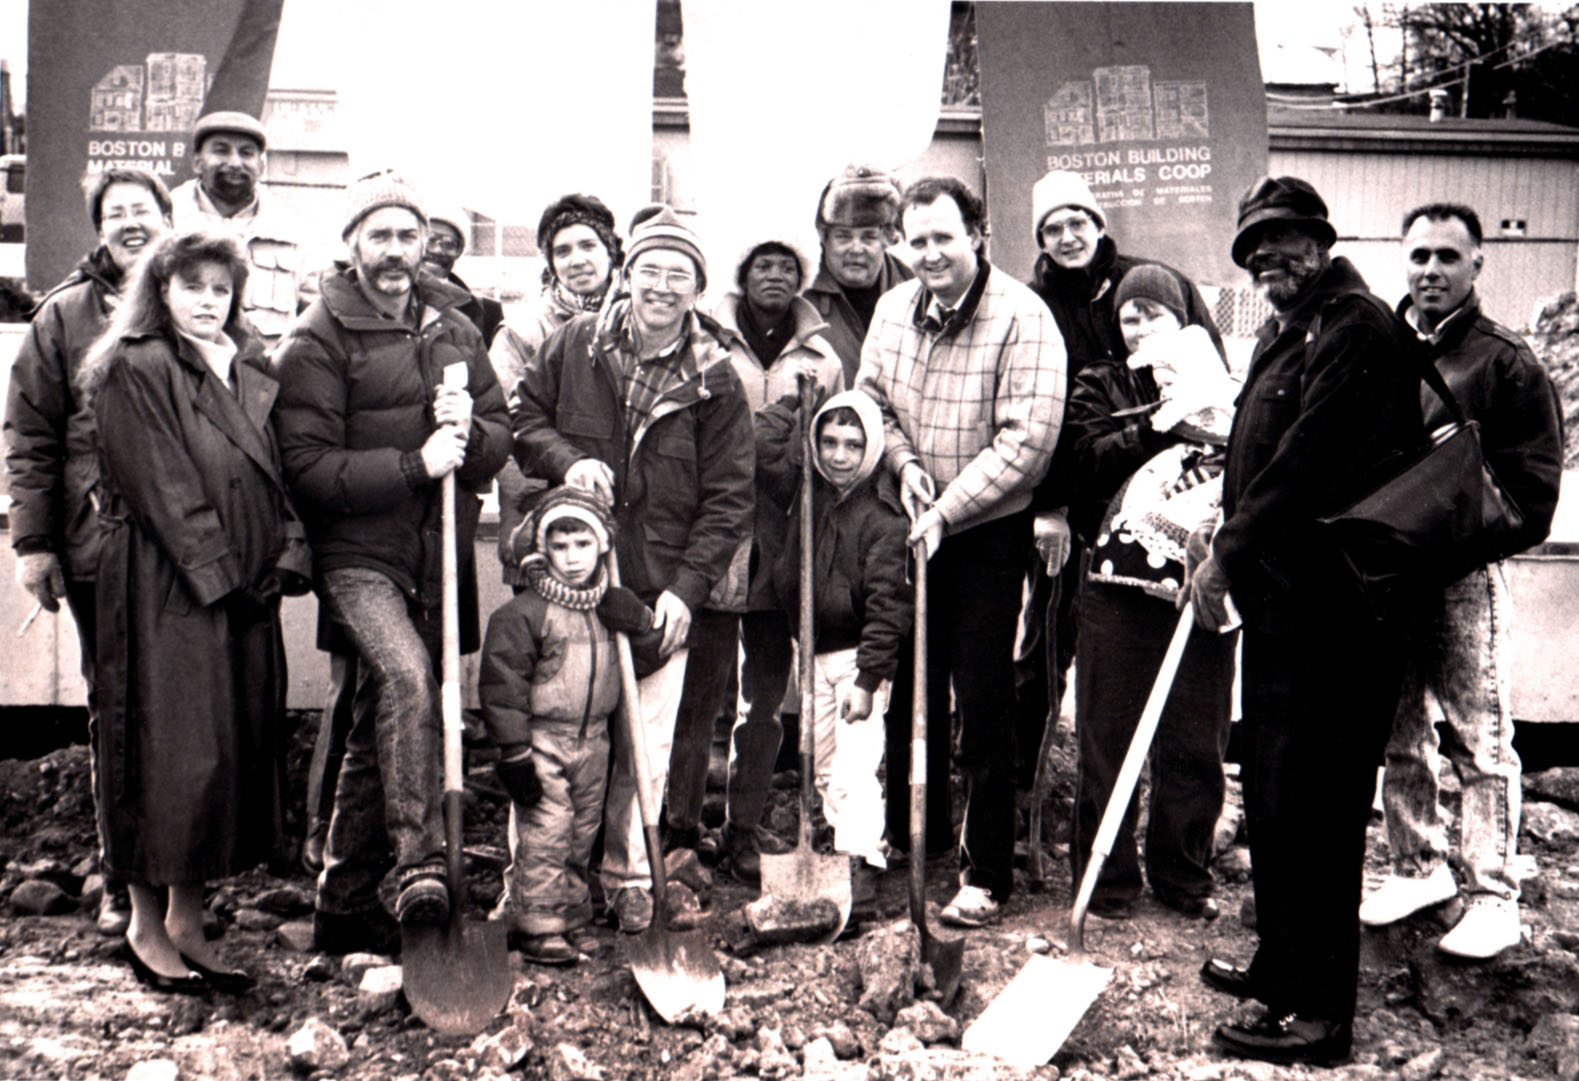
[908,540,930,935]
[606,550,671,929]
[1069,604,1195,952]
[797,375,818,847]
[438,363,468,894]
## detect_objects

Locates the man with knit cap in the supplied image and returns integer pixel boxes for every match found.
[514,205,754,934]
[490,194,625,590]
[857,176,1066,929]
[423,201,505,347]
[170,109,304,343]
[273,169,512,954]
[1016,170,1223,793]
[807,164,914,385]
[681,237,843,881]
[1193,177,1422,1065]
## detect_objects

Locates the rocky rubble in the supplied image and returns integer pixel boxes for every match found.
[4,722,1579,1079]
[1527,290,1579,466]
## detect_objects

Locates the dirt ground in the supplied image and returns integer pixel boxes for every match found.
[5,705,1579,1081]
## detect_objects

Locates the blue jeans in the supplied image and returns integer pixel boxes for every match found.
[316,567,445,914]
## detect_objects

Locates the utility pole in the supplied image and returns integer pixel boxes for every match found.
[0,59,13,155]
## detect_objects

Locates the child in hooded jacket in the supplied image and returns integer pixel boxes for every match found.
[479,485,655,965]
[756,388,912,915]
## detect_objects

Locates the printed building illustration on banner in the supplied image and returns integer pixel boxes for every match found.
[1043,66,1209,147]
[89,53,208,134]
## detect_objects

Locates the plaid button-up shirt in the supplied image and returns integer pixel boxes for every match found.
[856,260,1067,533]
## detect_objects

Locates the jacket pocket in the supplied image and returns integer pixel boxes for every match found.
[559,408,613,440]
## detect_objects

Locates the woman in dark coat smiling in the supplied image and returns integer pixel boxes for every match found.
[80,231,310,993]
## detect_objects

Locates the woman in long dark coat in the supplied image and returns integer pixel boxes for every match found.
[80,231,310,993]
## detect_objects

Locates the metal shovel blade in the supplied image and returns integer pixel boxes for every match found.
[757,844,853,945]
[627,921,727,1024]
[961,954,1113,1067]
[403,915,513,1036]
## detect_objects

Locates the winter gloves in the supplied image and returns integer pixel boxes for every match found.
[596,585,665,677]
[495,744,544,808]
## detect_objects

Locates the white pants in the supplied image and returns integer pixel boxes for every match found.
[810,647,890,869]
[601,648,690,892]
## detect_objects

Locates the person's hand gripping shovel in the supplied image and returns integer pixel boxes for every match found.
[403,364,512,1036]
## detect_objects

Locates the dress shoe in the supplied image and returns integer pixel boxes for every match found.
[1212,1009,1352,1066]
[179,951,255,994]
[96,892,131,937]
[1155,889,1219,921]
[121,940,208,996]
[1438,896,1521,960]
[1358,864,1456,927]
[1199,957,1259,999]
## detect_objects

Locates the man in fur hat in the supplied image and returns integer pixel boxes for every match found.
[806,164,914,385]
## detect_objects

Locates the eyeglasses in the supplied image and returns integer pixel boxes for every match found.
[631,265,696,290]
[426,234,462,254]
[1041,214,1096,237]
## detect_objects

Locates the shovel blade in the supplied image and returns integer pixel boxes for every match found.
[402,916,513,1036]
[961,953,1113,1067]
[757,847,854,945]
[923,931,965,1008]
[627,925,726,1024]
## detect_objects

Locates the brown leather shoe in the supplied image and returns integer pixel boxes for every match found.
[1213,1010,1352,1066]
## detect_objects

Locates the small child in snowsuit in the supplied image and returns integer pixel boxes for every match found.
[757,388,912,919]
[479,485,654,964]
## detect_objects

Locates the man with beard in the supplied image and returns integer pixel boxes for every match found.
[806,164,913,385]
[422,203,504,347]
[1192,177,1423,1065]
[5,168,172,939]
[170,110,304,344]
[272,171,511,953]
[1018,171,1222,792]
[857,177,1065,928]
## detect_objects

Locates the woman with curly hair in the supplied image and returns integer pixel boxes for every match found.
[80,231,310,994]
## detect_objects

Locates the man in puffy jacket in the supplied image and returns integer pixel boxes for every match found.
[1359,202,1562,960]
[273,171,511,954]
[514,206,754,934]
[5,167,172,938]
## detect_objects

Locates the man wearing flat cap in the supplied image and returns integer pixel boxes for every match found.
[1188,177,1424,1066]
[171,109,305,344]
[806,164,914,386]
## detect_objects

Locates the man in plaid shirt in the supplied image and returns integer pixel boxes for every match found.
[856,176,1067,927]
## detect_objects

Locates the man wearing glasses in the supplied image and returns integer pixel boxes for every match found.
[513,206,754,934]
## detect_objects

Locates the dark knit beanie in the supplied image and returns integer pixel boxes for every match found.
[1114,265,1188,325]
[536,193,624,273]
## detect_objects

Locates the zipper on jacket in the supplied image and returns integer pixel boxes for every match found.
[578,609,598,744]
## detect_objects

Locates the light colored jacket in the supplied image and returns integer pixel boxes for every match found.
[170,178,304,343]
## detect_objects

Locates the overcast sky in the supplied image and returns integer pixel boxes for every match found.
[1,0,1383,112]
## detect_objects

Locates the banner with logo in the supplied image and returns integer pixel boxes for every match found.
[976,3,1265,287]
[25,0,281,290]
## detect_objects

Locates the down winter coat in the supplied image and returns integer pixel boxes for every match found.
[513,302,755,617]
[92,326,311,884]
[272,266,512,652]
[758,389,911,689]
[4,247,121,579]
[479,590,622,748]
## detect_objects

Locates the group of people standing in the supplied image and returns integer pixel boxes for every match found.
[3,100,1564,1069]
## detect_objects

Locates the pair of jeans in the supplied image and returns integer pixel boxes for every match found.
[1241,610,1407,1025]
[602,647,690,892]
[727,609,792,832]
[1383,563,1519,901]
[664,610,740,835]
[885,512,1028,901]
[1070,581,1235,906]
[810,647,891,867]
[316,567,445,914]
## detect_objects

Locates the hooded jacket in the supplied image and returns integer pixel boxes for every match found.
[1398,291,1563,560]
[758,389,911,689]
[513,300,755,615]
[4,247,123,578]
[271,265,512,648]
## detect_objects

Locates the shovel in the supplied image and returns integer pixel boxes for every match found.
[907,541,964,1006]
[962,605,1197,1067]
[756,375,853,944]
[607,550,726,1023]
[404,366,513,1035]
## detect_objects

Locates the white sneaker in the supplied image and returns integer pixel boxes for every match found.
[939,884,1000,928]
[1358,864,1457,927]
[1438,896,1521,960]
